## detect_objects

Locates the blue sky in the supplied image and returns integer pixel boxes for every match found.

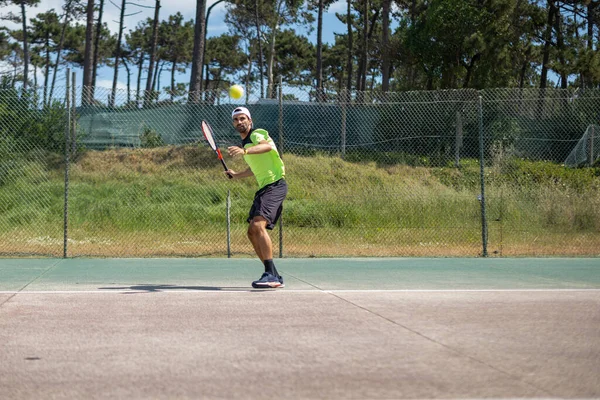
[2,0,349,91]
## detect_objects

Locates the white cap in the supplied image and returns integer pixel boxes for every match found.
[232,106,251,119]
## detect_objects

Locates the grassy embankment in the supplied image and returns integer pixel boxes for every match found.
[1,146,599,257]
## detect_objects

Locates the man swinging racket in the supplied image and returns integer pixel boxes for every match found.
[226,107,287,288]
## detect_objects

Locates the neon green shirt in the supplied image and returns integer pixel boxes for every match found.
[242,128,285,189]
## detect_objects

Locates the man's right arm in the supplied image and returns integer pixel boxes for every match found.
[227,167,253,179]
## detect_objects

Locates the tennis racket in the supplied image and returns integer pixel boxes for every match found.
[201,120,232,179]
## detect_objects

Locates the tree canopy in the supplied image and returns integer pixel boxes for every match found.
[1,0,598,103]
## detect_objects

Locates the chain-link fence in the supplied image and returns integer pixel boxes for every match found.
[1,79,599,258]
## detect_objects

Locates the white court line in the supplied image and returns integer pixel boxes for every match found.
[325,288,600,293]
[1,288,600,294]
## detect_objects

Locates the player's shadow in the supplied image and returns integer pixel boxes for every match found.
[98,284,269,293]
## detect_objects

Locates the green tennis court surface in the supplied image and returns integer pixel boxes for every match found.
[1,258,599,399]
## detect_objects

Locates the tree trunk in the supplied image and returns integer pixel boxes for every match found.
[203,63,209,102]
[463,53,480,88]
[152,58,160,91]
[110,0,126,108]
[381,0,390,92]
[11,52,17,88]
[202,0,225,90]
[361,0,369,92]
[255,0,264,98]
[316,0,324,101]
[408,0,417,87]
[33,62,39,106]
[356,0,368,93]
[136,52,144,100]
[92,0,105,97]
[122,58,131,104]
[518,47,531,89]
[82,0,95,105]
[540,0,556,89]
[585,2,595,88]
[345,0,353,91]
[49,0,73,105]
[554,8,567,88]
[43,34,50,105]
[171,59,177,101]
[266,0,284,99]
[156,61,164,93]
[245,52,252,102]
[155,59,162,91]
[146,0,160,103]
[266,17,278,98]
[189,0,206,103]
[20,3,29,90]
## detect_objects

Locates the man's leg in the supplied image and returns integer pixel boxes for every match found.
[248,217,282,288]
[247,216,272,262]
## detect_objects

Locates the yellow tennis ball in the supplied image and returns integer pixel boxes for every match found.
[229,84,244,99]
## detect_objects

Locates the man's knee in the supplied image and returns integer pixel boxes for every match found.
[248,217,267,238]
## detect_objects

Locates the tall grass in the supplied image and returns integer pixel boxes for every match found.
[0,147,598,257]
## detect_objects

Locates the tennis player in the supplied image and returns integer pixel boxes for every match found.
[226,107,287,288]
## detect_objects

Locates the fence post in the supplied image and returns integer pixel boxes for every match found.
[71,72,77,157]
[340,89,347,159]
[278,76,284,258]
[478,95,488,257]
[226,189,231,258]
[455,110,463,167]
[589,125,595,166]
[278,76,284,154]
[63,69,71,259]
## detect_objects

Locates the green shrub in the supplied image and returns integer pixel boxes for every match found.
[140,127,165,148]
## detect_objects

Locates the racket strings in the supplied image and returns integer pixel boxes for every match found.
[201,121,218,150]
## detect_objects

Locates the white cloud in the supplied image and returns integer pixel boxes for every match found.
[95,79,127,91]
[4,0,321,36]
[3,0,343,56]
[0,61,15,76]
[87,0,230,39]
[328,0,347,14]
[0,1,73,31]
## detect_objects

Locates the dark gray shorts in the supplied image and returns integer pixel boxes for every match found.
[247,179,288,230]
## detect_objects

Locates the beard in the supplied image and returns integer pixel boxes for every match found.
[235,122,250,133]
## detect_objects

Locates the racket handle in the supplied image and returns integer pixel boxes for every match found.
[220,160,233,179]
[216,149,233,179]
